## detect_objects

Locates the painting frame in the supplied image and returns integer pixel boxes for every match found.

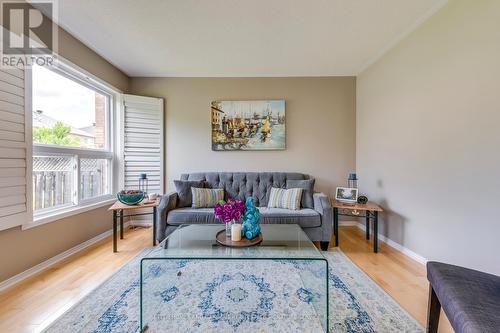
[211,99,286,151]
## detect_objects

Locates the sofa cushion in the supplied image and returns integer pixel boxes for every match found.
[167,208,216,225]
[259,208,321,228]
[427,261,500,333]
[174,180,205,207]
[286,179,315,209]
[180,172,309,207]
[167,207,321,228]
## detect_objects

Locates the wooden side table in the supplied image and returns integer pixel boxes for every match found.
[331,200,384,253]
[108,198,160,252]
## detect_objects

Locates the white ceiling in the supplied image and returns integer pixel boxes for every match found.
[51,0,446,77]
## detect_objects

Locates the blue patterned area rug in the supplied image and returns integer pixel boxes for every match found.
[43,248,423,333]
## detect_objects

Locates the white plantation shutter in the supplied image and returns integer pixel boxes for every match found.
[122,94,164,223]
[0,67,32,230]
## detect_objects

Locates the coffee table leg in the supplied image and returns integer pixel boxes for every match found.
[120,209,124,239]
[365,212,370,240]
[152,206,157,246]
[374,211,378,253]
[333,207,339,247]
[113,210,117,252]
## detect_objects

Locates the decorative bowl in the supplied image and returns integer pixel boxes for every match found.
[117,190,145,205]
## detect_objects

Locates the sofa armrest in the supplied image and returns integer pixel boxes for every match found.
[156,192,178,242]
[313,192,333,242]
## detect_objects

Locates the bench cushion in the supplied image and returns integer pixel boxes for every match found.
[167,207,321,228]
[427,261,500,333]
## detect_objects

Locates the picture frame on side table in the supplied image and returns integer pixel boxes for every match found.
[335,187,358,204]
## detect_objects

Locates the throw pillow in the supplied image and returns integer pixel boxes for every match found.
[191,187,224,208]
[174,180,205,207]
[267,187,303,210]
[286,179,315,209]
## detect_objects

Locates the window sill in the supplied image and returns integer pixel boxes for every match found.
[23,198,116,230]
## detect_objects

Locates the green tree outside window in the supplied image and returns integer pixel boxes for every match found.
[33,122,80,146]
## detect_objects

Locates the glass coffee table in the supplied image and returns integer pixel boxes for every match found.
[140,224,328,332]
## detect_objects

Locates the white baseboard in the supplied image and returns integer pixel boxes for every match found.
[0,222,130,293]
[339,221,427,265]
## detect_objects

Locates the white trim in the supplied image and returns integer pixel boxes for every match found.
[116,94,125,191]
[53,55,124,94]
[339,220,428,265]
[121,94,164,223]
[0,221,130,293]
[0,212,29,231]
[356,0,449,75]
[24,198,115,230]
[28,57,121,229]
[24,66,33,226]
[159,98,165,194]
[33,144,114,159]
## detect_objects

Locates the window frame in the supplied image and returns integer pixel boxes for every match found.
[25,59,120,229]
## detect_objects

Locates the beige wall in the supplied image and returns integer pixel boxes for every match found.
[0,25,129,281]
[357,0,500,274]
[0,207,111,281]
[130,77,356,196]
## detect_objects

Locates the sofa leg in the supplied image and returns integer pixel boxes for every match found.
[320,241,329,251]
[427,284,441,333]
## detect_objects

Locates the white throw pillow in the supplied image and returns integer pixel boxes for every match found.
[267,187,303,210]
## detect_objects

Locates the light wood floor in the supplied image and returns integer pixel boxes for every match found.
[335,226,453,333]
[0,226,453,333]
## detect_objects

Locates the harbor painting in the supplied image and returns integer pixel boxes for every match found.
[211,100,286,151]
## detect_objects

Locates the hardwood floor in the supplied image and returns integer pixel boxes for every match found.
[336,226,453,333]
[0,225,453,333]
[0,226,152,333]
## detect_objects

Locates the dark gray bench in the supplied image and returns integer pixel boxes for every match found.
[427,261,500,333]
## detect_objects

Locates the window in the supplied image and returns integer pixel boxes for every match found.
[32,64,114,218]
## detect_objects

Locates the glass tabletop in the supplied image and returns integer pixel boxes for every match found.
[146,224,325,260]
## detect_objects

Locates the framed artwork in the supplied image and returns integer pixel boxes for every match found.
[211,100,285,151]
[335,187,358,204]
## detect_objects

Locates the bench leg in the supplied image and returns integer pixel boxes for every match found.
[320,241,329,251]
[427,284,441,333]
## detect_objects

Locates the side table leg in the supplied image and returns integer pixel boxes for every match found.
[374,211,379,253]
[365,212,370,240]
[153,206,157,246]
[120,209,124,239]
[333,207,339,247]
[113,210,117,252]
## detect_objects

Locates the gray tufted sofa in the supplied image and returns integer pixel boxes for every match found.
[156,172,333,250]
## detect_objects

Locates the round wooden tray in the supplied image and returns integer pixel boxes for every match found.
[216,229,263,248]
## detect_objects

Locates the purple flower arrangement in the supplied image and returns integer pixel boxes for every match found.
[214,198,245,224]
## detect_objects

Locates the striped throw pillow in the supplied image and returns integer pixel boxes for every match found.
[191,187,224,208]
[267,187,303,210]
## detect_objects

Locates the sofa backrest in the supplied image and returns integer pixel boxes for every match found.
[180,172,311,207]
